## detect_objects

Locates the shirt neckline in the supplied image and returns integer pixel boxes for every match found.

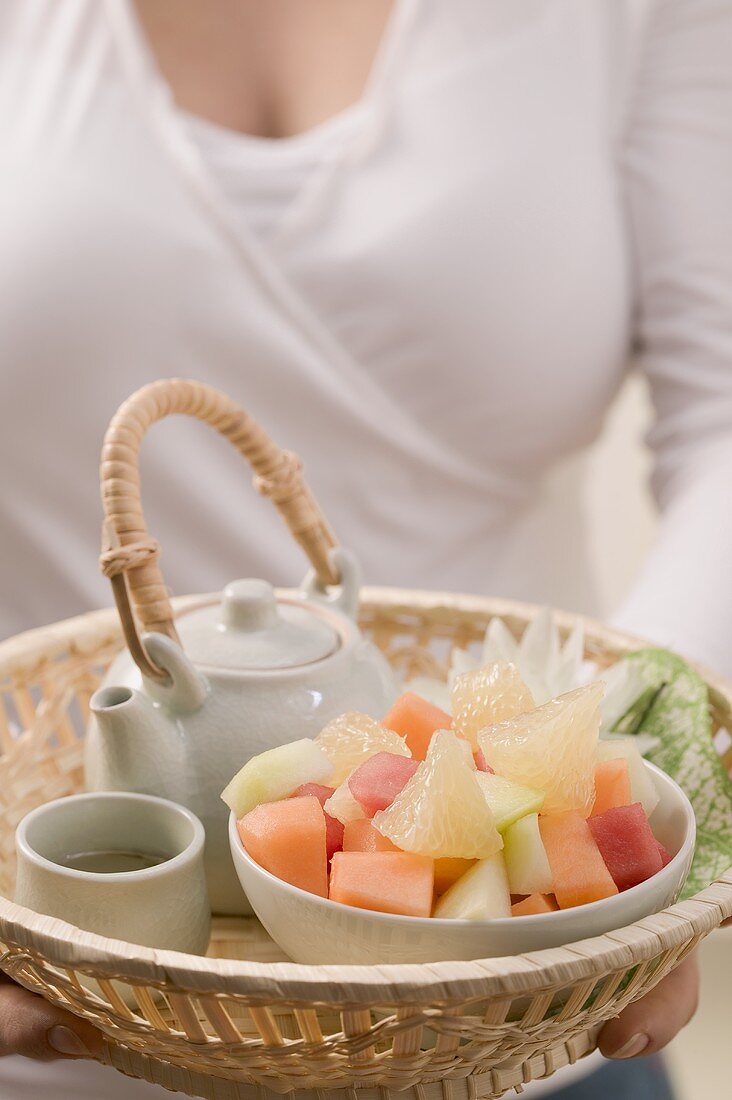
[111,0,410,150]
[106,0,417,244]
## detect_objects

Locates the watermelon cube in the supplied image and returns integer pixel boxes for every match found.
[237,796,328,897]
[511,893,558,917]
[383,693,452,760]
[348,752,420,815]
[588,803,663,891]
[591,759,631,817]
[329,852,434,917]
[540,812,619,908]
[291,783,343,860]
[343,819,400,853]
[656,839,673,868]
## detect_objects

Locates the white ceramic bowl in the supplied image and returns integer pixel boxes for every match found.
[229,762,696,964]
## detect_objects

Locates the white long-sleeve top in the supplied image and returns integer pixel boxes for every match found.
[1,2,731,1098]
[2,0,732,675]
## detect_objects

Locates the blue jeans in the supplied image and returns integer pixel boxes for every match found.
[556,1057,676,1100]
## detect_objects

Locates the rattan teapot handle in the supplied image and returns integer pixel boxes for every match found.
[99,378,339,681]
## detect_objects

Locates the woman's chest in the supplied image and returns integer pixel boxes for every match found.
[0,1,632,475]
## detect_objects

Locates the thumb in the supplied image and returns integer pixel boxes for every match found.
[598,953,699,1060]
[0,975,104,1061]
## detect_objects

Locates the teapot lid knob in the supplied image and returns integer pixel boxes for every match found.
[222,580,280,631]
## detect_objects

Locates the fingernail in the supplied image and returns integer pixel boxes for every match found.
[48,1025,91,1057]
[609,1033,650,1059]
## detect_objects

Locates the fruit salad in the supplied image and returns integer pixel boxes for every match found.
[222,663,675,920]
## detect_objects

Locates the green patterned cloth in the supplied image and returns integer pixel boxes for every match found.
[610,649,732,899]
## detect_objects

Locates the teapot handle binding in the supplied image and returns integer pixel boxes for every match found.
[301,547,362,620]
[99,379,341,682]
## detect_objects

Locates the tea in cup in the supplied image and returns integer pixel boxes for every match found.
[15,792,210,954]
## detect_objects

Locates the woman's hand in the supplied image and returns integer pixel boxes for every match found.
[0,973,103,1060]
[599,953,699,1059]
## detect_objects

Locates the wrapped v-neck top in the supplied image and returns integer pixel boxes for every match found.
[1,0,731,688]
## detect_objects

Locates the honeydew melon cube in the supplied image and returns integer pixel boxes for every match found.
[221,739,333,818]
[598,738,659,818]
[432,852,511,920]
[476,772,545,832]
[503,813,554,896]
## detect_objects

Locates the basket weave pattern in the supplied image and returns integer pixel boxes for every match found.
[0,590,730,1100]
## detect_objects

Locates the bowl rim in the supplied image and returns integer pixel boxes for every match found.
[229,760,697,930]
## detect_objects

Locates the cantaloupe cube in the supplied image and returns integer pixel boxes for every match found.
[348,752,419,815]
[434,857,476,894]
[597,739,659,817]
[511,893,559,917]
[588,804,663,891]
[473,748,494,773]
[383,693,452,760]
[591,759,631,817]
[539,812,618,908]
[292,783,343,860]
[237,796,328,897]
[329,852,434,917]
[343,819,400,853]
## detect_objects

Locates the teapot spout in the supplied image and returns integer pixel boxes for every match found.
[86,684,179,799]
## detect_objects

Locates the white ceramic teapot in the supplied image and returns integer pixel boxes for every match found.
[85,380,397,914]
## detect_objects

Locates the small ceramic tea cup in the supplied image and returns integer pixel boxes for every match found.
[15,792,210,954]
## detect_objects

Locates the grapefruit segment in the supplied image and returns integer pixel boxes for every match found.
[539,811,618,908]
[452,662,534,748]
[372,730,503,859]
[587,803,663,891]
[237,796,328,897]
[479,683,603,815]
[315,712,410,784]
[324,780,368,825]
[382,693,452,760]
[329,852,434,917]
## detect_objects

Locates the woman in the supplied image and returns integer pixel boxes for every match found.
[1,1,729,1096]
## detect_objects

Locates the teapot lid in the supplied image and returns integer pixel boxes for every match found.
[176,579,340,671]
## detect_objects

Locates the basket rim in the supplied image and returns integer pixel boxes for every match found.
[1,877,730,1003]
[1,587,731,1003]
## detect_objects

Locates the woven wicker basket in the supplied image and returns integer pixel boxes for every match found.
[0,381,730,1100]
